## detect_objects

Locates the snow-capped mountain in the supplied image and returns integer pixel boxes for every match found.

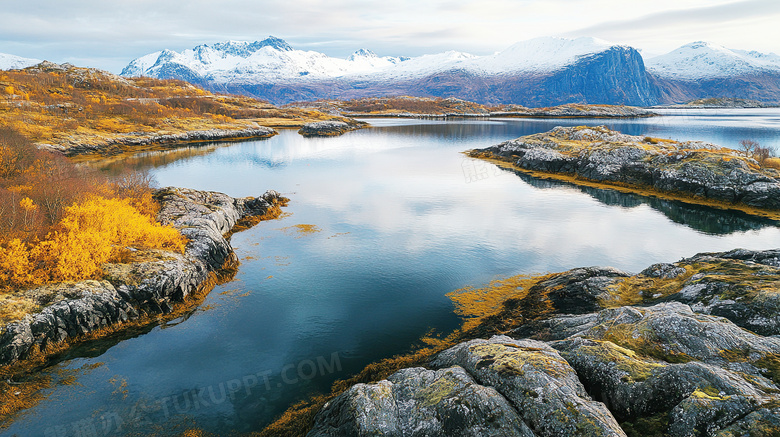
[123,36,659,106]
[121,36,780,106]
[647,41,780,80]
[646,42,780,104]
[122,37,407,84]
[0,53,41,70]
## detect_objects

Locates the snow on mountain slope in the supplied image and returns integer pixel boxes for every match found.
[361,50,478,81]
[468,36,621,75]
[646,41,780,80]
[0,53,41,70]
[122,36,408,83]
[122,35,624,84]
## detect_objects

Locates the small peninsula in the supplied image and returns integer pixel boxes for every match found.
[0,62,361,158]
[467,125,780,219]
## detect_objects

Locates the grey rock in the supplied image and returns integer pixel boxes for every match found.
[640,263,688,279]
[433,336,626,437]
[298,121,356,137]
[312,251,780,437]
[308,365,534,437]
[715,406,780,436]
[0,188,286,367]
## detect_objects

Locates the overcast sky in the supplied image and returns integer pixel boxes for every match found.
[2,0,779,73]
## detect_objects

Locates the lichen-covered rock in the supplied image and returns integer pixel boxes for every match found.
[298,121,357,137]
[0,188,286,367]
[522,267,629,316]
[520,301,779,436]
[470,126,780,211]
[715,407,780,436]
[308,365,534,437]
[433,336,626,437]
[311,249,780,437]
[663,251,780,336]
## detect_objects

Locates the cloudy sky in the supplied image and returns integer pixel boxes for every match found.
[2,0,779,73]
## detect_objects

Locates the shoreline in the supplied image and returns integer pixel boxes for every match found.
[272,248,780,437]
[0,187,288,423]
[45,126,279,158]
[470,153,780,222]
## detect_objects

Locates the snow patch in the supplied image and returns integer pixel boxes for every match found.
[0,53,42,71]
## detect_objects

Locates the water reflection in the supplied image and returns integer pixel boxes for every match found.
[505,168,779,235]
[7,114,780,436]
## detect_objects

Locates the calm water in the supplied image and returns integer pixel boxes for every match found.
[5,110,780,436]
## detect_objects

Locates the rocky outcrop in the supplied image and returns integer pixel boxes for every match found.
[469,125,780,211]
[0,188,286,367]
[39,126,277,156]
[298,121,358,137]
[310,249,780,436]
[308,364,535,437]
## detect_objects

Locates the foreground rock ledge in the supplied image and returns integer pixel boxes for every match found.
[309,249,780,437]
[468,125,780,212]
[0,187,286,367]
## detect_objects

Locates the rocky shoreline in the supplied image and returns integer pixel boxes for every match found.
[298,121,362,137]
[38,126,278,157]
[468,125,780,213]
[0,187,287,368]
[308,249,780,436]
[346,104,655,119]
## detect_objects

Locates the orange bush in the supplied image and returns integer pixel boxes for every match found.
[0,196,186,288]
[0,239,34,286]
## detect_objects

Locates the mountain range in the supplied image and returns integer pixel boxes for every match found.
[4,37,780,106]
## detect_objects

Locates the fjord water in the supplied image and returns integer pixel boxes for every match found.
[6,110,780,436]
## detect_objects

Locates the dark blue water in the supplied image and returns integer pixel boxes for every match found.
[5,110,780,436]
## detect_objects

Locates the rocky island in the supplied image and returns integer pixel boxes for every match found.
[298,120,363,137]
[306,249,780,436]
[467,125,780,217]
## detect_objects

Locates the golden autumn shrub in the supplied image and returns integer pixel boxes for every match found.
[0,239,34,286]
[0,196,186,289]
[0,125,186,291]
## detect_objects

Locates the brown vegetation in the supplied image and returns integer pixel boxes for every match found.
[295,96,492,116]
[740,139,777,167]
[0,126,183,294]
[0,63,354,154]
